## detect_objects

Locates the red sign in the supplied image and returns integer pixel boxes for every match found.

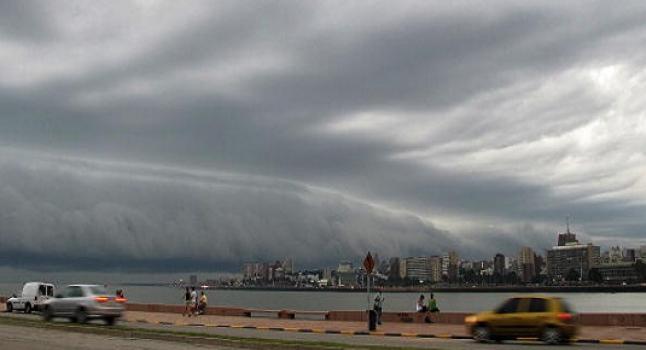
[363,252,375,274]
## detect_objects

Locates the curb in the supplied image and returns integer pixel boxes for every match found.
[148,320,646,345]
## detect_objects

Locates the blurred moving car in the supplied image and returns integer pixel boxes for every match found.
[42,285,126,325]
[465,295,578,344]
[6,282,55,313]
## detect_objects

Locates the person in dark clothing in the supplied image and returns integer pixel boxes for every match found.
[183,287,191,316]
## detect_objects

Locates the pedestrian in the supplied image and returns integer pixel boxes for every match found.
[426,293,440,323]
[373,290,384,325]
[428,293,440,313]
[183,287,191,317]
[416,294,428,313]
[190,287,198,316]
[198,291,208,315]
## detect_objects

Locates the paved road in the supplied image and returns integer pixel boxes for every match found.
[0,323,240,350]
[2,312,644,350]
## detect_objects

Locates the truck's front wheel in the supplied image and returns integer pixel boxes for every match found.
[24,303,32,314]
[5,303,12,313]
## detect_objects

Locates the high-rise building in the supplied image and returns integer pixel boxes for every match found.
[189,275,198,286]
[429,256,442,283]
[441,252,450,278]
[640,246,646,260]
[405,257,431,281]
[518,247,536,283]
[623,249,636,263]
[609,246,623,263]
[494,253,506,276]
[558,217,579,246]
[388,257,401,280]
[448,251,459,282]
[282,258,294,274]
[546,243,600,281]
[399,258,407,279]
[558,232,578,246]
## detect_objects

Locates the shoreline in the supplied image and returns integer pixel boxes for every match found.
[119,284,646,293]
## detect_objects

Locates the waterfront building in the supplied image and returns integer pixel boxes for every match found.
[448,251,459,282]
[609,246,623,263]
[388,257,401,280]
[493,253,505,276]
[518,247,536,283]
[405,256,432,281]
[641,246,646,260]
[282,258,294,274]
[546,243,600,281]
[429,256,442,282]
[337,261,353,273]
[623,249,636,263]
[190,275,198,286]
[398,258,407,279]
[441,252,450,278]
[591,262,641,284]
[558,232,578,246]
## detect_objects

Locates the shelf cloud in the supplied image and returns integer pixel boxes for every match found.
[1,1,646,271]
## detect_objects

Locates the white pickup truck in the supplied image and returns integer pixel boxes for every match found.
[6,282,55,313]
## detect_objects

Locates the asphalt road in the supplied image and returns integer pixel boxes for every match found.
[1,312,644,350]
[0,322,240,350]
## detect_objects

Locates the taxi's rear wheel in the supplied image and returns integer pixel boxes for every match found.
[542,327,562,345]
[473,325,491,343]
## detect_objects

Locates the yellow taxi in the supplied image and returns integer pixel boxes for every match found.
[464,295,578,344]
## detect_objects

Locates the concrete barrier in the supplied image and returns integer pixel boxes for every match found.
[4,297,641,327]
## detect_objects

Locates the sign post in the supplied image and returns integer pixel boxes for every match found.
[363,252,376,329]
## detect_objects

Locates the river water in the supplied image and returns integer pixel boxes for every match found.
[1,283,643,313]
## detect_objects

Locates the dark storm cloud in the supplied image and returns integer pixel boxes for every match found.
[1,1,646,271]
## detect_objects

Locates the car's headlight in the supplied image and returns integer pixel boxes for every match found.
[465,316,477,324]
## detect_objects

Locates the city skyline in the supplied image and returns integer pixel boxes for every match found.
[2,1,646,275]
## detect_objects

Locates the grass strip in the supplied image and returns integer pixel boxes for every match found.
[0,315,434,350]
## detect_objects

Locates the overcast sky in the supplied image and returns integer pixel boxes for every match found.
[1,1,646,274]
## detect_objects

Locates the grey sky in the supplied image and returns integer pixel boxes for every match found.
[1,1,646,272]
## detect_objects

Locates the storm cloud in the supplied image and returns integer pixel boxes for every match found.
[1,1,646,272]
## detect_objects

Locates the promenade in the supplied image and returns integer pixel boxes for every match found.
[123,309,646,343]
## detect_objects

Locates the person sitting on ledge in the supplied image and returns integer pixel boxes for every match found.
[197,291,208,315]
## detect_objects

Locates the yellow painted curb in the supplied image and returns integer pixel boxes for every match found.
[283,327,300,332]
[340,330,355,335]
[229,325,245,328]
[255,326,271,330]
[600,339,624,345]
[311,329,326,333]
[370,331,386,336]
[436,334,451,339]
[401,332,418,337]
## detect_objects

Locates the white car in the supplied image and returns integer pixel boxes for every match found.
[42,284,126,325]
[6,282,55,313]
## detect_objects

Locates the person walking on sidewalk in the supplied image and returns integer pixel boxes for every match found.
[183,287,191,316]
[373,290,384,325]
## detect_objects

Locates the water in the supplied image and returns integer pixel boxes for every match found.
[1,282,643,313]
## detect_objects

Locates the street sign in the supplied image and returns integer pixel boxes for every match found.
[363,252,375,274]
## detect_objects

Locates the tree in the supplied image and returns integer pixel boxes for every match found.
[565,268,580,282]
[588,268,603,284]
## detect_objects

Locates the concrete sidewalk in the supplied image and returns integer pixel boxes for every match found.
[123,310,646,343]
